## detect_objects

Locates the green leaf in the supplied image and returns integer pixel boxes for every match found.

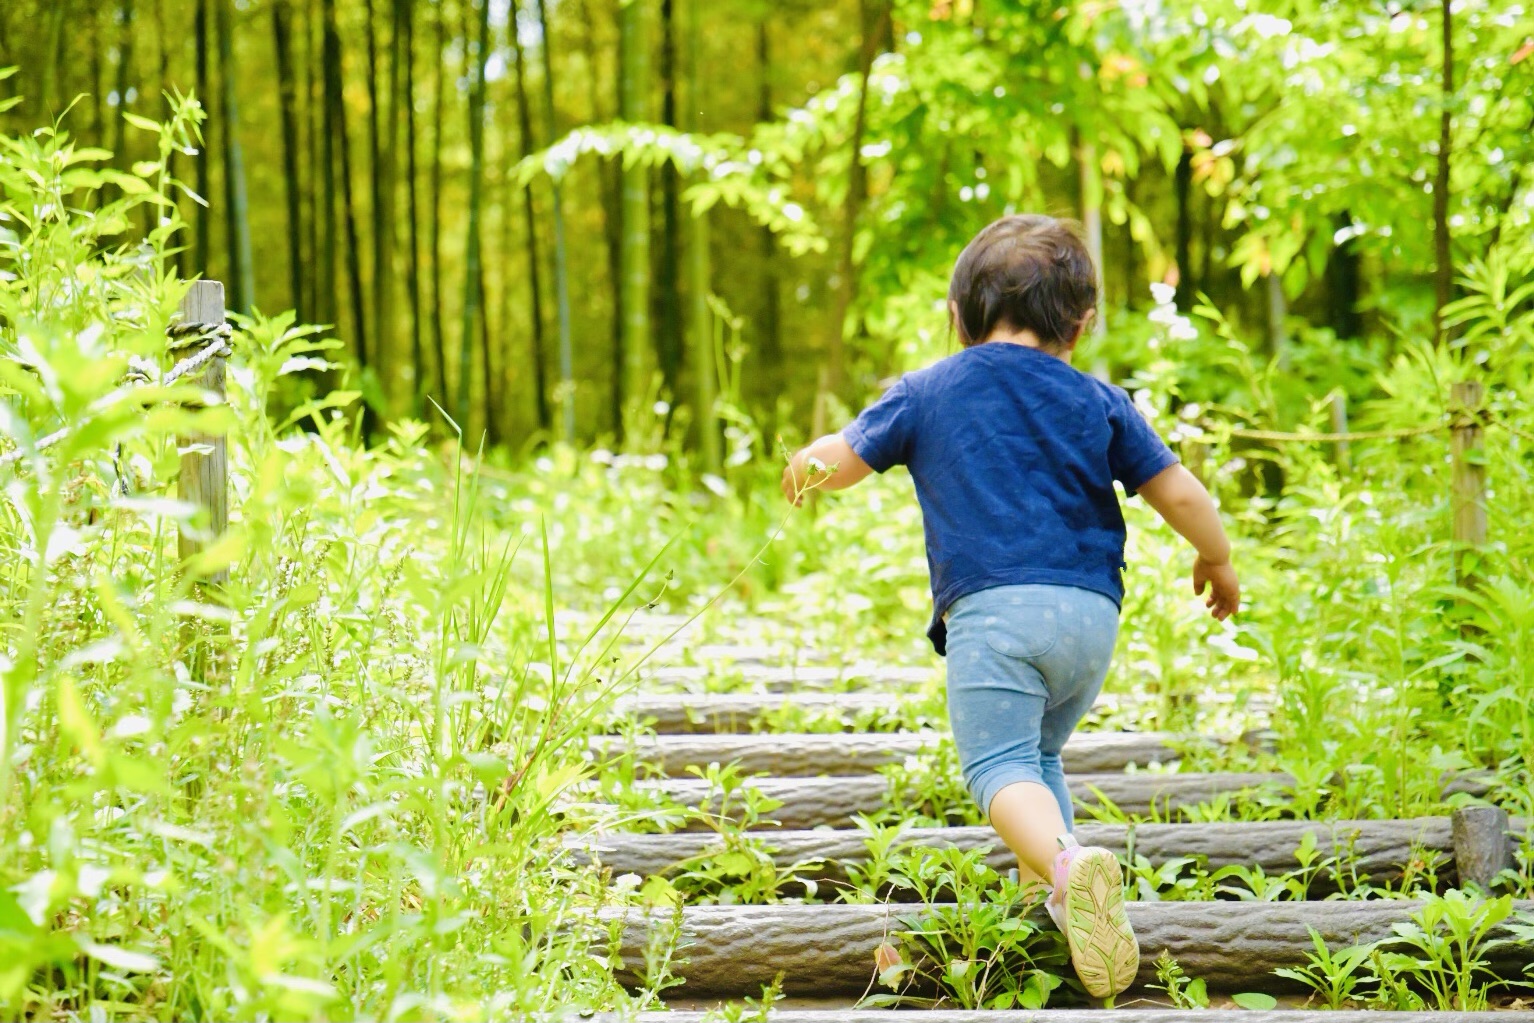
[122,112,162,133]
[1232,992,1278,1010]
[77,939,160,974]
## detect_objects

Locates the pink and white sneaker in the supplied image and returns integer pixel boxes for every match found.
[1046,834,1139,999]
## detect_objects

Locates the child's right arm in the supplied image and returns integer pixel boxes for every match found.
[1137,465,1241,621]
[781,433,874,506]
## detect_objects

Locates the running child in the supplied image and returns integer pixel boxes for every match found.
[781,214,1240,999]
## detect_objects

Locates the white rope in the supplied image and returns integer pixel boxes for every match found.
[0,321,233,469]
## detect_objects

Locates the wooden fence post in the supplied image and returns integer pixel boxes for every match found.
[173,280,229,588]
[1329,391,1351,475]
[1450,380,1487,587]
[1451,804,1513,890]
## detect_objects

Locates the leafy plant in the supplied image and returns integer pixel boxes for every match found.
[1273,927,1377,1010]
[1373,891,1515,1011]
[1149,951,1209,1009]
[865,847,1066,1010]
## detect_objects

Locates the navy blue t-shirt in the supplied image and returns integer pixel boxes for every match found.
[842,342,1178,655]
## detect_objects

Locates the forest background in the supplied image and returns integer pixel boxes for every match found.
[5,0,1534,1018]
[6,0,1532,450]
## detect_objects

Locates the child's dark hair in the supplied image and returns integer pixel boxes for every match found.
[948,215,1098,349]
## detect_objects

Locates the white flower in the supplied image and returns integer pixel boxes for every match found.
[1149,282,1176,306]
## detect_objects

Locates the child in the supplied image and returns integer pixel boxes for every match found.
[782,215,1239,999]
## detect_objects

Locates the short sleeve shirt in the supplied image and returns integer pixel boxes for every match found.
[842,342,1178,655]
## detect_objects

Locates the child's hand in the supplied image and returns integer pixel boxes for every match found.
[780,435,873,506]
[781,461,807,506]
[1193,555,1240,621]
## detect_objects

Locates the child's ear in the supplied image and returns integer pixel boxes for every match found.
[1069,309,1096,348]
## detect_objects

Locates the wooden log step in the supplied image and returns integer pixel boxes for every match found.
[615,692,903,733]
[593,730,1205,776]
[569,817,1460,888]
[603,1013,1534,1022]
[632,772,1293,830]
[615,691,1267,734]
[607,900,1534,999]
[635,664,935,690]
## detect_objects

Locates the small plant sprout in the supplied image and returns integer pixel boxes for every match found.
[1149,951,1209,1009]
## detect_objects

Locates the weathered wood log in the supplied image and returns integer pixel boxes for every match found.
[631,772,1294,830]
[615,691,904,733]
[607,900,1534,998]
[598,1012,1534,1023]
[636,663,935,690]
[615,691,1274,735]
[568,817,1464,889]
[1453,804,1516,889]
[594,730,1211,777]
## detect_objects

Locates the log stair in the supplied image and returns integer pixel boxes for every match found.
[579,637,1533,1015]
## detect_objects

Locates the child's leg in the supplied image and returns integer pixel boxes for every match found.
[987,779,1067,882]
[943,587,1061,880]
[945,585,1119,879]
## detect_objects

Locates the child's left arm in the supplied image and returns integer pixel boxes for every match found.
[781,433,874,506]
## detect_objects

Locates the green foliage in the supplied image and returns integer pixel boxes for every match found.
[1150,951,1209,1009]
[0,105,647,1019]
[1273,927,1378,1010]
[867,846,1067,1009]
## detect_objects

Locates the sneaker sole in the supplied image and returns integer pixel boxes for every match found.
[1063,846,1139,999]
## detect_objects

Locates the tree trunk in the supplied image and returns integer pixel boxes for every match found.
[365,0,394,398]
[816,0,890,436]
[1326,211,1363,339]
[685,0,718,472]
[304,1,323,324]
[1199,189,1215,300]
[216,0,255,314]
[655,0,682,402]
[91,11,107,150]
[1077,132,1104,337]
[318,0,337,327]
[1122,175,1139,309]
[111,0,136,172]
[618,0,652,438]
[1174,142,1193,309]
[399,0,425,413]
[577,0,623,440]
[755,15,781,390]
[324,0,369,387]
[194,0,212,273]
[1433,0,1453,338]
[540,0,577,443]
[457,0,492,431]
[154,0,180,261]
[511,2,552,435]
[1266,272,1289,366]
[41,1,69,118]
[428,0,448,404]
[273,0,305,319]
[478,260,498,444]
